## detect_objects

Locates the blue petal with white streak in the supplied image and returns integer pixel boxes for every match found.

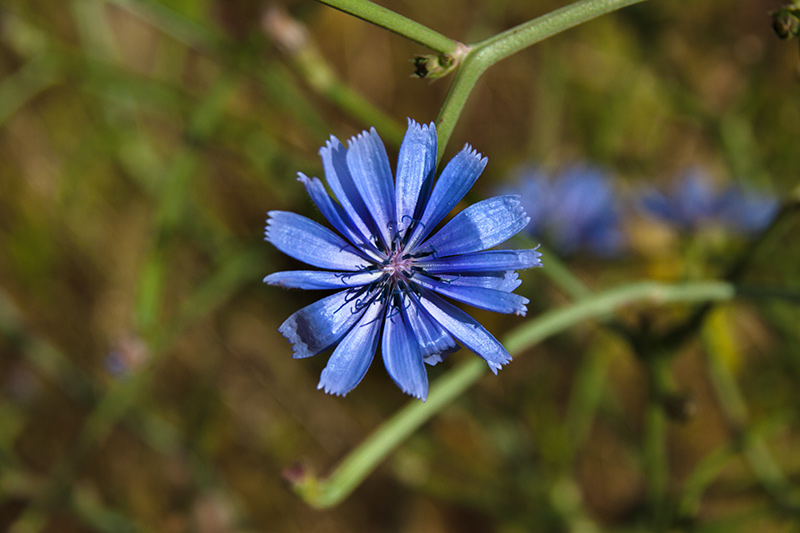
[418,195,529,257]
[265,211,370,271]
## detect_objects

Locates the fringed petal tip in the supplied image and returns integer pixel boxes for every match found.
[401,385,427,401]
[277,318,313,359]
[347,126,380,148]
[319,135,343,156]
[263,212,276,240]
[316,380,350,397]
[424,353,445,366]
[460,143,487,165]
[525,247,544,269]
[514,297,529,317]
[505,195,532,231]
[406,117,436,135]
[486,356,511,375]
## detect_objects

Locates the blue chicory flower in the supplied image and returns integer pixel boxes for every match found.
[639,169,778,234]
[264,120,542,400]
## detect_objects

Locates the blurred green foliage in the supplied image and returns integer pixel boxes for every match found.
[1,0,799,531]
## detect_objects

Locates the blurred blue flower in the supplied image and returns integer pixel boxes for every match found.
[264,120,542,400]
[639,169,778,233]
[547,166,625,256]
[639,169,724,230]
[510,167,550,238]
[718,186,779,234]
[506,165,625,257]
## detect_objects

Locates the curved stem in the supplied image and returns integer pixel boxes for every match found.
[292,280,736,508]
[436,0,649,158]
[315,0,459,55]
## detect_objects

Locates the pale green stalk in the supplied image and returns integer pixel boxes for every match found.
[314,0,460,55]
[292,280,736,508]
[436,0,649,158]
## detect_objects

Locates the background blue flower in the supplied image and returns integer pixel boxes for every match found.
[639,169,778,234]
[264,120,542,399]
[547,166,625,257]
[504,165,625,257]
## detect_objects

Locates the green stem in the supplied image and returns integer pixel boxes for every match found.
[264,6,404,145]
[702,319,800,513]
[436,0,649,158]
[294,280,736,508]
[644,352,671,531]
[315,0,459,55]
[678,416,789,518]
[530,242,593,300]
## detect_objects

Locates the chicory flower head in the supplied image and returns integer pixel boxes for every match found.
[264,120,542,400]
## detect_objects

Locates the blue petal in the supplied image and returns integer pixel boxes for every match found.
[432,272,521,292]
[265,211,371,271]
[417,292,511,373]
[395,120,437,238]
[264,270,382,290]
[297,173,381,258]
[278,289,370,358]
[418,195,529,257]
[382,299,428,400]
[417,249,542,274]
[346,128,397,248]
[320,136,379,245]
[318,298,385,396]
[416,276,529,316]
[405,144,487,249]
[404,298,458,365]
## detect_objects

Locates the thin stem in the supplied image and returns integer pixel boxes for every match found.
[678,416,790,518]
[263,6,404,145]
[702,317,800,513]
[644,352,671,531]
[292,280,736,508]
[473,0,647,64]
[314,0,459,55]
[436,0,649,158]
[530,242,593,300]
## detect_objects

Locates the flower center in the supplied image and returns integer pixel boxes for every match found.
[382,247,414,283]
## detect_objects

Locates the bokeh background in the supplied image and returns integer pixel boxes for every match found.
[1,0,799,531]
